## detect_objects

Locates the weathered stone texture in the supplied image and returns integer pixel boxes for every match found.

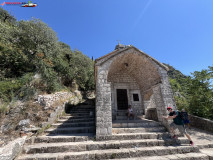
[189,115,213,133]
[96,68,112,137]
[95,46,176,136]
[0,136,26,160]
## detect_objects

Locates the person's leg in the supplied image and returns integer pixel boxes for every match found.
[187,123,191,129]
[178,125,194,145]
[186,120,191,129]
[184,133,192,141]
[132,113,135,119]
[169,123,178,138]
[130,113,134,120]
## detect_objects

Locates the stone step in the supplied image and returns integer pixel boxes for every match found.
[18,146,199,160]
[71,106,94,109]
[117,112,128,116]
[117,110,127,113]
[112,127,166,134]
[200,148,213,160]
[26,132,171,144]
[68,111,91,114]
[116,112,143,116]
[25,134,94,144]
[69,113,91,116]
[97,132,171,141]
[52,122,95,128]
[113,119,158,123]
[116,116,142,120]
[113,152,209,160]
[46,133,95,137]
[60,115,92,119]
[57,118,94,123]
[76,104,94,107]
[112,121,161,128]
[70,108,95,111]
[69,108,95,111]
[45,126,95,134]
[23,138,189,154]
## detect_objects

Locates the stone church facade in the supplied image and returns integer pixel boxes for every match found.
[95,44,176,137]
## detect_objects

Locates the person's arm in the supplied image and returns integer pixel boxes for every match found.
[162,112,177,120]
[168,115,177,119]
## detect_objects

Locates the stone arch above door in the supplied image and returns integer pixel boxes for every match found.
[95,45,176,137]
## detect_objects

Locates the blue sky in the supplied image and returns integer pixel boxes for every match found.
[1,0,213,75]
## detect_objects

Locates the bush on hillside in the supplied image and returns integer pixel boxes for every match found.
[0,8,95,106]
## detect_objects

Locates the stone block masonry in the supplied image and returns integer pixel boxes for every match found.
[95,45,176,137]
[189,114,213,133]
[0,136,26,160]
[36,91,83,128]
[96,68,112,137]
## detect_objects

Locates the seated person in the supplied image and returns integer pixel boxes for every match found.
[127,105,135,120]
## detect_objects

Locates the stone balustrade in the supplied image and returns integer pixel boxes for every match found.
[189,114,213,133]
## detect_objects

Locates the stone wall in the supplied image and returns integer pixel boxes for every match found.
[95,46,176,137]
[144,90,156,112]
[96,68,112,137]
[0,91,83,159]
[189,115,213,133]
[151,64,176,130]
[0,91,83,147]
[145,108,158,121]
[109,72,142,119]
[36,91,83,128]
[36,91,82,109]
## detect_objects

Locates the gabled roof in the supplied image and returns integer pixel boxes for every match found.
[95,45,169,71]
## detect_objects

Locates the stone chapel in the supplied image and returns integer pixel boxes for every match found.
[95,44,176,137]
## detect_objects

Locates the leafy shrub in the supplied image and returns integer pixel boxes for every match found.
[0,8,95,104]
[0,103,9,114]
[0,73,33,102]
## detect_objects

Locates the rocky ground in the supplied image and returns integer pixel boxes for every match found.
[187,127,213,145]
[0,91,93,148]
[0,100,59,147]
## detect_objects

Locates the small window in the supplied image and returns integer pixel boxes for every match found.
[133,94,139,101]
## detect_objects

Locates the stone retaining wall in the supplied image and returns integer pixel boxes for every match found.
[36,91,82,109]
[37,91,83,128]
[0,91,83,159]
[189,115,213,133]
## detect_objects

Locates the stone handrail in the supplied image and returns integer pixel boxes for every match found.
[189,114,213,133]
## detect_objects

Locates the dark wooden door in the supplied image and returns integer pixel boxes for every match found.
[117,89,128,110]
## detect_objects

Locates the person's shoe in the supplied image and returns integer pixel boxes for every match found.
[190,141,194,146]
[172,135,178,139]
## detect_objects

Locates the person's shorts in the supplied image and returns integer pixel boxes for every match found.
[170,122,187,134]
[184,120,190,124]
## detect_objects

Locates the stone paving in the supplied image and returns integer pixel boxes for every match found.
[187,127,213,145]
[16,106,213,160]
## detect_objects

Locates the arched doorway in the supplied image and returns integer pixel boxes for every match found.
[95,45,175,137]
[107,52,161,120]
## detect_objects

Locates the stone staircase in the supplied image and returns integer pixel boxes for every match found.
[45,105,96,135]
[17,107,212,160]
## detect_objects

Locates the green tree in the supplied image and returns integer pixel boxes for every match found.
[188,69,213,119]
[0,8,95,104]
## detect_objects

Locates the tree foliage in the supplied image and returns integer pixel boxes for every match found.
[166,64,213,120]
[0,8,94,103]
